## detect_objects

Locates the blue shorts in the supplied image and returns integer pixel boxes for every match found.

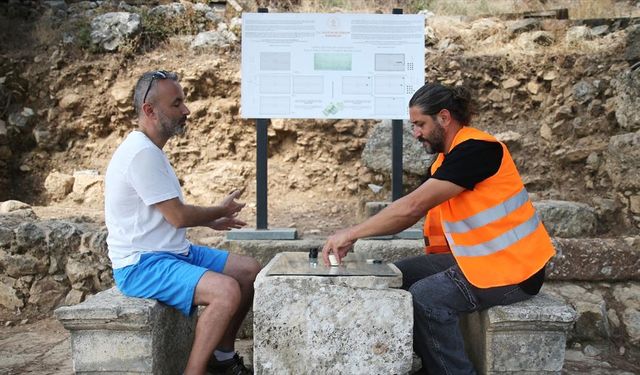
[112,244,229,316]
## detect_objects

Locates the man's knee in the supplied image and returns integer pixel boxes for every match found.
[197,274,241,312]
[245,258,261,281]
[234,257,261,286]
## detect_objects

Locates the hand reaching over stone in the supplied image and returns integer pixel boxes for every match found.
[322,228,356,266]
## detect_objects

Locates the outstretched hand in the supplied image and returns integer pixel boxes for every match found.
[207,216,247,231]
[220,187,246,218]
[321,228,356,266]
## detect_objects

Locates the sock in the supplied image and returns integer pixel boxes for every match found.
[214,349,235,362]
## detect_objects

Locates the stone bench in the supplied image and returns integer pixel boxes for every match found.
[253,252,413,375]
[461,292,577,374]
[54,287,196,374]
[354,239,577,373]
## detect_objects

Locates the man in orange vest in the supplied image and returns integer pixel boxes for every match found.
[322,82,555,374]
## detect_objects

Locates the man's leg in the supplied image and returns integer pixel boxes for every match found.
[184,271,242,375]
[216,254,261,351]
[408,264,535,375]
[408,265,478,375]
[396,254,471,374]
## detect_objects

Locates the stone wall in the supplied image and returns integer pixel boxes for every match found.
[0,201,110,314]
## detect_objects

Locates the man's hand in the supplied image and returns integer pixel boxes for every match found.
[321,228,356,266]
[207,217,247,231]
[220,188,246,217]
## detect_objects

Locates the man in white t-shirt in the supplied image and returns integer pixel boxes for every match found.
[105,70,259,375]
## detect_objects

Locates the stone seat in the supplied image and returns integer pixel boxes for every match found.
[54,287,196,375]
[460,292,577,374]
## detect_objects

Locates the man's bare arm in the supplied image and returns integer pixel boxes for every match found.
[350,178,465,239]
[321,178,465,264]
[154,189,245,228]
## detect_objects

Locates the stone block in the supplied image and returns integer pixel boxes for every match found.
[547,238,640,281]
[364,201,389,218]
[353,239,423,263]
[253,252,413,375]
[361,120,435,176]
[534,200,597,237]
[394,228,423,239]
[217,239,325,339]
[226,227,297,240]
[218,238,324,266]
[55,287,196,374]
[461,293,576,374]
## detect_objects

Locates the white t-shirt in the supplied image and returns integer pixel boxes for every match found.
[105,131,190,269]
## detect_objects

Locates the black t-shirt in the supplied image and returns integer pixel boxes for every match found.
[428,139,545,294]
[429,139,502,190]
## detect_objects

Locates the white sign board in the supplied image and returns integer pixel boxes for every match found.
[241,13,425,120]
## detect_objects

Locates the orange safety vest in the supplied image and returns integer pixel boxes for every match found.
[424,126,555,288]
[423,205,450,254]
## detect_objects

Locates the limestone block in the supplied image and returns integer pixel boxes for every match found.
[0,225,13,247]
[65,257,98,284]
[606,131,640,190]
[191,30,238,49]
[55,287,196,374]
[353,239,423,263]
[547,238,640,281]
[28,276,69,311]
[217,239,325,339]
[45,220,82,254]
[621,308,640,345]
[542,283,609,340]
[613,283,640,310]
[72,170,104,201]
[90,12,141,51]
[110,79,136,112]
[219,239,324,267]
[534,200,597,237]
[361,119,435,176]
[616,52,640,131]
[0,278,23,310]
[363,201,389,218]
[0,200,31,213]
[461,293,576,374]
[0,252,48,277]
[44,172,74,201]
[253,253,413,375]
[14,222,46,253]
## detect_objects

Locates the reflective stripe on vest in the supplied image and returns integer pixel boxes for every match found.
[445,210,540,257]
[443,188,529,234]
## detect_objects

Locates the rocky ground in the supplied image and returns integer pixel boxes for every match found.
[1,0,640,373]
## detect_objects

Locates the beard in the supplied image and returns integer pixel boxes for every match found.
[157,110,187,138]
[418,122,445,154]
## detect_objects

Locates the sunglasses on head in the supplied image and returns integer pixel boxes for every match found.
[142,70,169,104]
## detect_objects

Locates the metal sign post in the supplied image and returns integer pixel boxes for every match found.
[227,7,297,240]
[391,8,404,202]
